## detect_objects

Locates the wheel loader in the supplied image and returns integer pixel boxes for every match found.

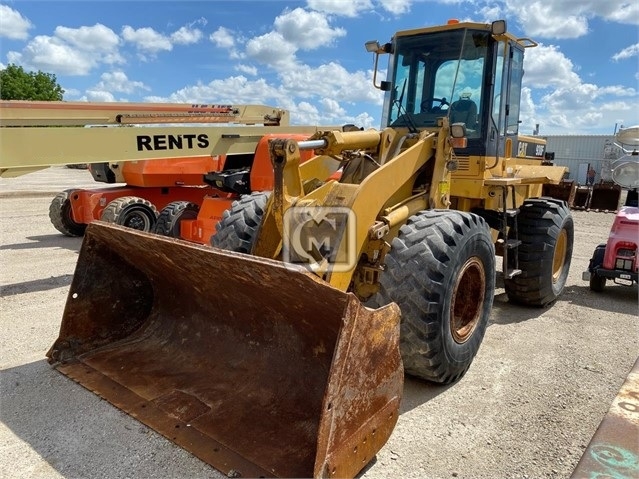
[31,19,575,479]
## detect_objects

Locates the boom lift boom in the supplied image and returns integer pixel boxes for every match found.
[0,100,305,177]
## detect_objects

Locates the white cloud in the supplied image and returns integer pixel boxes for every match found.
[380,0,413,15]
[240,7,347,69]
[148,75,284,105]
[151,2,386,126]
[173,17,207,45]
[513,4,589,39]
[287,99,376,127]
[245,31,298,67]
[0,5,33,40]
[613,43,639,61]
[538,82,638,133]
[320,97,347,117]
[351,111,377,129]
[92,71,150,94]
[597,1,639,25]
[505,0,639,39]
[295,100,321,124]
[518,86,537,132]
[306,0,373,17]
[61,87,81,98]
[523,44,581,89]
[274,8,346,49]
[84,90,117,102]
[6,24,124,75]
[121,25,172,55]
[144,68,382,126]
[55,24,120,52]
[307,0,411,17]
[8,36,98,75]
[476,5,504,23]
[599,100,637,113]
[122,19,205,54]
[170,26,203,45]
[235,64,258,76]
[280,62,383,104]
[210,26,235,49]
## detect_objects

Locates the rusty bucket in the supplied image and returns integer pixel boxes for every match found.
[590,182,622,211]
[47,222,403,478]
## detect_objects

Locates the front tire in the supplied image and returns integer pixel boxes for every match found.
[49,190,86,237]
[505,198,574,307]
[212,192,269,252]
[154,201,199,238]
[589,274,606,292]
[371,210,496,384]
[588,244,607,292]
[100,196,158,232]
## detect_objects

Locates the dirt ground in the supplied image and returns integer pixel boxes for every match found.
[0,167,637,479]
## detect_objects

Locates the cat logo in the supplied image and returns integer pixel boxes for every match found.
[518,141,528,157]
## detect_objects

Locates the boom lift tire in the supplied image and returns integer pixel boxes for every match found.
[154,201,200,238]
[100,196,158,232]
[504,198,573,307]
[371,210,496,384]
[49,189,87,237]
[589,272,607,292]
[587,244,607,292]
[212,192,269,253]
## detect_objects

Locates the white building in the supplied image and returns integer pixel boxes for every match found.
[543,135,625,185]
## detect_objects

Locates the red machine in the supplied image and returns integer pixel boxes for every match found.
[583,206,639,291]
[582,126,639,291]
[50,156,220,237]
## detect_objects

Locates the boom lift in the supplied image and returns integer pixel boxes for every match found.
[1,101,327,242]
[37,20,573,479]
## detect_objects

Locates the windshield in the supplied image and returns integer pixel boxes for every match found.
[384,28,490,137]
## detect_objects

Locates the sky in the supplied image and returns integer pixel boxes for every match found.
[0,0,638,135]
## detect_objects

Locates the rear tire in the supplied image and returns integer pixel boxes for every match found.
[100,196,158,232]
[49,190,86,237]
[371,210,495,384]
[212,192,269,252]
[505,198,574,307]
[154,201,200,238]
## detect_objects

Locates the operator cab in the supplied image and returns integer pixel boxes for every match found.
[369,20,536,158]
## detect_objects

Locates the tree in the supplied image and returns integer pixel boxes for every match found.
[0,64,64,100]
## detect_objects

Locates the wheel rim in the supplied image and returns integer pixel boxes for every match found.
[552,228,568,283]
[123,210,152,230]
[450,257,486,344]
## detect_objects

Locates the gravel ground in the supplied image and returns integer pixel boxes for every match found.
[0,167,637,479]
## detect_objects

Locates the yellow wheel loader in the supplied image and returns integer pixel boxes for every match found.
[42,19,573,479]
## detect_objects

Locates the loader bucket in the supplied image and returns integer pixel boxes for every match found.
[589,182,622,211]
[47,222,403,479]
[542,180,576,207]
[573,186,591,209]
